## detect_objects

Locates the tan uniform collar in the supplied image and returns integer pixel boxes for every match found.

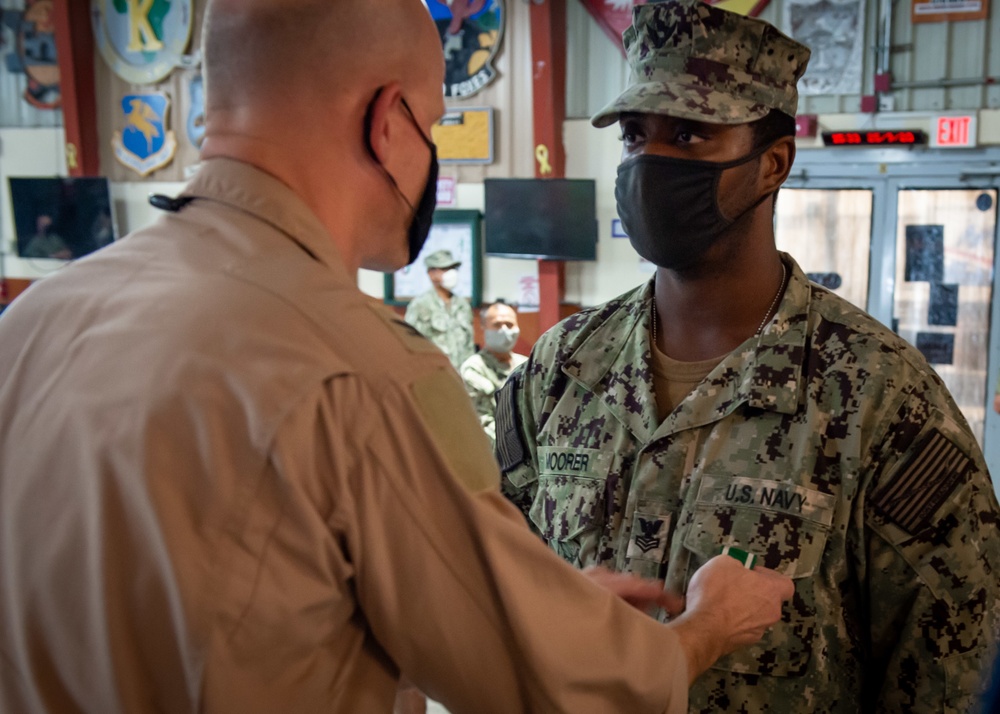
[180,157,350,282]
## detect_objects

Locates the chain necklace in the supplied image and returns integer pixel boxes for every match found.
[651,261,788,347]
[755,261,788,335]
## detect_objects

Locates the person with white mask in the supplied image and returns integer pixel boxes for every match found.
[460,301,527,444]
[404,248,474,369]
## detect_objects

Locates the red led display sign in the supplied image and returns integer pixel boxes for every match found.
[822,130,928,146]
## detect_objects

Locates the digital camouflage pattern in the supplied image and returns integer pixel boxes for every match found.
[404,289,474,371]
[423,248,462,270]
[497,254,1000,713]
[591,0,811,128]
[460,349,528,445]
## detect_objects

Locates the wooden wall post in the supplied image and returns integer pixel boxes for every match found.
[52,0,99,176]
[529,0,568,333]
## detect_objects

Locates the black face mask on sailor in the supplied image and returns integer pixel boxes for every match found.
[615,142,774,271]
[364,88,439,266]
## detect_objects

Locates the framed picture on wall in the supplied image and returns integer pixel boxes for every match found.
[384,209,482,307]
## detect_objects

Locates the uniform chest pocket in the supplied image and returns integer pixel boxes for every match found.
[529,447,613,565]
[682,475,836,677]
[430,313,451,333]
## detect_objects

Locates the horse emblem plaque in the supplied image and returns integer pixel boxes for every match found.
[112,92,177,176]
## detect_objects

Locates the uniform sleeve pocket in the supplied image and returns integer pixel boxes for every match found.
[430,313,450,333]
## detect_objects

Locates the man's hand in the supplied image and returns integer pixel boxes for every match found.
[668,555,794,683]
[583,566,685,617]
[993,393,1000,414]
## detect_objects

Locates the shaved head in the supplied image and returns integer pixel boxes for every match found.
[203,0,442,112]
[199,0,446,274]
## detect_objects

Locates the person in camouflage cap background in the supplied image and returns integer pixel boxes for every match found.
[404,248,474,370]
[495,0,1000,711]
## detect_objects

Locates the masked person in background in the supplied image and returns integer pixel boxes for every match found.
[405,248,474,370]
[496,1,1000,712]
[460,301,527,445]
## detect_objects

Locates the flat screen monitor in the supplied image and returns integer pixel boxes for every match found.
[8,177,116,260]
[484,178,597,261]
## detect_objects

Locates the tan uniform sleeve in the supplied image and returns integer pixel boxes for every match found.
[309,372,689,713]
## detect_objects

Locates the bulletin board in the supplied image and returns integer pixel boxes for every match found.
[384,209,482,306]
[431,108,494,164]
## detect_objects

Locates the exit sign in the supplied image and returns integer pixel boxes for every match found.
[933,115,977,148]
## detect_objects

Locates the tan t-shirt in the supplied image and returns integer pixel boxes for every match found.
[650,337,725,421]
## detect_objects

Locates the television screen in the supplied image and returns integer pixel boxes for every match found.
[484,178,597,260]
[8,177,116,260]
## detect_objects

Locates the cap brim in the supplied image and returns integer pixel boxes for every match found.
[590,80,771,128]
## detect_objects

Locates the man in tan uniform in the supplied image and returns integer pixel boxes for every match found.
[0,1,793,713]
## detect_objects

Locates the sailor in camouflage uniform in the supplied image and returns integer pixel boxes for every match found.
[495,2,1000,712]
[405,249,475,370]
[460,302,528,444]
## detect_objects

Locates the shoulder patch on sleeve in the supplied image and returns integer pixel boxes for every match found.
[873,428,973,534]
[410,368,500,493]
[494,372,527,474]
[367,303,443,356]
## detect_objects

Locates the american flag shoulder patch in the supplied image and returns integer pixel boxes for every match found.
[873,429,972,534]
[494,373,526,473]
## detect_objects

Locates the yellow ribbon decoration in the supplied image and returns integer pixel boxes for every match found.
[66,142,79,171]
[535,144,552,175]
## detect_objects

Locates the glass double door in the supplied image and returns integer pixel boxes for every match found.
[776,157,1000,486]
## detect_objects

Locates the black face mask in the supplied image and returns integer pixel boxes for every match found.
[364,90,439,265]
[615,144,772,271]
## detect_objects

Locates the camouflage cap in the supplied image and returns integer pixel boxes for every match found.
[424,249,461,270]
[591,0,811,128]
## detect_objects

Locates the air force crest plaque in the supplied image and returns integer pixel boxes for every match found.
[3,0,61,109]
[91,0,193,84]
[112,92,177,176]
[426,0,504,99]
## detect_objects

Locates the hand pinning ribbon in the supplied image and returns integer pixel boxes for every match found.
[719,545,757,569]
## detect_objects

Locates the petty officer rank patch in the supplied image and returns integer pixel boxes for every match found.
[873,428,972,534]
[697,475,836,527]
[626,512,671,563]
